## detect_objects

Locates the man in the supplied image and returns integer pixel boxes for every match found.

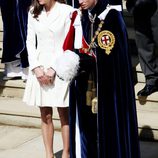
[68,0,140,157]
[0,0,31,80]
[126,0,158,96]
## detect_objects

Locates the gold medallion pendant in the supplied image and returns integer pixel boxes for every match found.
[97,30,115,55]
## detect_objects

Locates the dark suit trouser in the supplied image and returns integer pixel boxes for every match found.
[134,0,158,85]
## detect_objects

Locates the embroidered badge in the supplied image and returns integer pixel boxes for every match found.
[97,30,115,55]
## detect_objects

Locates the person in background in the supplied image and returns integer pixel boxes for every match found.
[126,0,158,96]
[66,0,79,7]
[0,0,32,80]
[23,0,80,157]
[67,0,140,157]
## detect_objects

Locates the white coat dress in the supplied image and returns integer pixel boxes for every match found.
[23,2,74,107]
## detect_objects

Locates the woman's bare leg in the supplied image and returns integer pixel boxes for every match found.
[58,107,69,158]
[40,107,54,158]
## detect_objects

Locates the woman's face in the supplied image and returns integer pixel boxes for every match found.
[38,0,53,5]
[79,0,97,10]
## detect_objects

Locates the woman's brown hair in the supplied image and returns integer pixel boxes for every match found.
[31,0,66,18]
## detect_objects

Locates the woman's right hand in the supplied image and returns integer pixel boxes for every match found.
[33,67,50,86]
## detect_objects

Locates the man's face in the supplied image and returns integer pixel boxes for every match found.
[78,0,97,10]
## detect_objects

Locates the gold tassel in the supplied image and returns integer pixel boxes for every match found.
[86,80,93,106]
[91,97,98,114]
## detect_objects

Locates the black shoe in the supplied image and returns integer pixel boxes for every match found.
[137,84,158,96]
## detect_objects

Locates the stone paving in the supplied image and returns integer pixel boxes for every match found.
[0,125,63,158]
[0,124,158,158]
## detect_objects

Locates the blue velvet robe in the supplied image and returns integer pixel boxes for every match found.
[68,0,140,157]
[0,0,31,67]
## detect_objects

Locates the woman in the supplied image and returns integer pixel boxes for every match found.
[23,0,74,157]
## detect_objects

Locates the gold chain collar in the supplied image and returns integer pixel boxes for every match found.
[81,20,104,53]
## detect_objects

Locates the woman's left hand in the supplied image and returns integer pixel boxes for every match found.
[45,68,56,84]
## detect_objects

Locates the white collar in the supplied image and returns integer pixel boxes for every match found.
[98,4,122,20]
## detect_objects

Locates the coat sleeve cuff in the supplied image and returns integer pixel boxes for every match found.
[30,62,41,71]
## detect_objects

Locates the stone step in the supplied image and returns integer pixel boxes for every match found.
[0,61,4,69]
[135,63,146,83]
[137,72,145,83]
[135,82,158,140]
[138,109,158,140]
[0,70,25,98]
[136,63,142,72]
[1,96,158,140]
[135,82,158,102]
[0,125,41,151]
[0,97,60,129]
[0,65,148,99]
